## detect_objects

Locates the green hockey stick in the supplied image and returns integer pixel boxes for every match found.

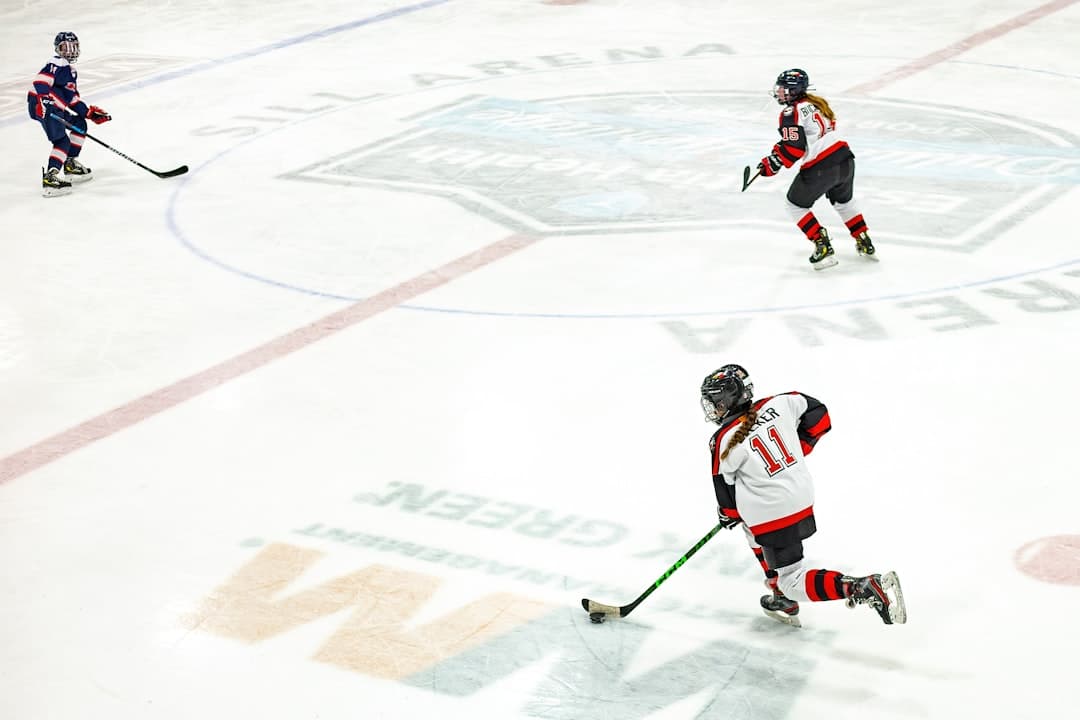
[582,523,725,621]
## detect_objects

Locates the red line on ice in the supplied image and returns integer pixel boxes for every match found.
[0,234,537,485]
[844,0,1079,95]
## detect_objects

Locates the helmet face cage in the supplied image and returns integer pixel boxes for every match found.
[55,32,80,62]
[700,365,754,424]
[772,68,809,105]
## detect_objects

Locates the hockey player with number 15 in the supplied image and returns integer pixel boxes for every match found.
[702,364,906,626]
[26,32,112,197]
[756,69,877,270]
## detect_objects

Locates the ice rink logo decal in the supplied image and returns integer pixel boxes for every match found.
[188,543,551,679]
[289,92,1080,250]
[190,542,816,718]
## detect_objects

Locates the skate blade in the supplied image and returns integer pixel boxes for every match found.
[64,173,93,184]
[762,608,802,627]
[881,571,907,624]
[811,257,838,271]
[857,252,879,262]
[42,186,72,198]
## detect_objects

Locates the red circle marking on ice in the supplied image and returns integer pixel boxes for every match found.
[1014,535,1080,585]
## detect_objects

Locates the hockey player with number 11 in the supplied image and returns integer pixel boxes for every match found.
[701,364,906,626]
[26,32,111,197]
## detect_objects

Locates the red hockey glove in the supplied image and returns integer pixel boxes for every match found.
[758,153,783,177]
[31,94,54,120]
[87,105,111,124]
[716,505,742,530]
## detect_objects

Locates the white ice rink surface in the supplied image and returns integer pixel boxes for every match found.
[2,1,1079,718]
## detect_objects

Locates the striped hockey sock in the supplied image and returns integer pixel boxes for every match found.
[48,143,68,172]
[844,213,869,237]
[804,569,847,601]
[752,547,775,578]
[797,211,823,241]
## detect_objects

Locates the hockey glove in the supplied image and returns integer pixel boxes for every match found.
[716,505,742,530]
[87,105,111,124]
[758,153,783,177]
[31,94,53,120]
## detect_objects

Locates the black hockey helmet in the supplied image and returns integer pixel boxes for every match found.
[772,68,809,105]
[700,364,754,425]
[54,31,80,62]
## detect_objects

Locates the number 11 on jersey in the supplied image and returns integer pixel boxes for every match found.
[749,427,797,475]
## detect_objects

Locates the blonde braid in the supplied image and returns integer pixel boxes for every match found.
[720,407,758,461]
[804,92,836,123]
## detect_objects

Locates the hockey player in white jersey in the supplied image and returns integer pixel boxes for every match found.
[756,69,876,269]
[703,364,906,626]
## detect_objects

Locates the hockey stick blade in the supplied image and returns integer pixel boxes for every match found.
[579,523,725,621]
[154,165,189,178]
[581,598,622,617]
[741,165,760,192]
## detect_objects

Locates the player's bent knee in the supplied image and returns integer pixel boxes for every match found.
[762,541,805,571]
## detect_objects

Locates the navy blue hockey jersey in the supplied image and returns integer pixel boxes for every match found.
[27,56,89,117]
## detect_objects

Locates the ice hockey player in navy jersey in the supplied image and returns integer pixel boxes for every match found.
[27,32,111,197]
[756,69,876,270]
[702,364,906,626]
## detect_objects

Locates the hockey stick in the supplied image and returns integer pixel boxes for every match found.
[740,165,760,192]
[49,113,188,178]
[582,522,724,621]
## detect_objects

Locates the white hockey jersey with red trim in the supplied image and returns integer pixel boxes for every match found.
[711,392,831,536]
[773,99,851,171]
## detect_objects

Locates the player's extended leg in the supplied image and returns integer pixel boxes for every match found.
[785,174,836,270]
[765,542,906,625]
[827,159,875,258]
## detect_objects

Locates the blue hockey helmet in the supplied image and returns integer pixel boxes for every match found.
[700,364,754,424]
[772,68,809,105]
[54,31,80,62]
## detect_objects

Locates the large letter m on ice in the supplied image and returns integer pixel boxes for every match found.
[190,543,813,719]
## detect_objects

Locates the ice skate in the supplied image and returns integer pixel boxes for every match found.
[760,582,801,627]
[63,157,93,183]
[42,167,72,197]
[809,229,838,270]
[844,571,906,625]
[854,231,878,261]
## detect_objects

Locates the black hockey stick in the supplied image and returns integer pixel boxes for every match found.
[49,113,188,178]
[582,522,725,621]
[741,165,760,192]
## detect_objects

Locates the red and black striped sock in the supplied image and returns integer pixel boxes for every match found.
[844,214,868,237]
[797,212,823,241]
[805,569,847,601]
[752,547,774,578]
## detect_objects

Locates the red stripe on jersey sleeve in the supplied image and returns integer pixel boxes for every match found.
[805,411,831,438]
